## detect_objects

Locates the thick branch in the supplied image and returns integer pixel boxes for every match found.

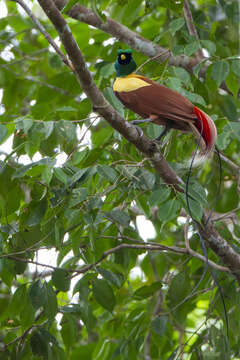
[36,0,183,190]
[200,214,240,282]
[184,219,230,273]
[28,0,240,278]
[54,0,199,71]
[53,0,234,95]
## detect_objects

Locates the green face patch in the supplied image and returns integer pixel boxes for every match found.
[117,48,132,55]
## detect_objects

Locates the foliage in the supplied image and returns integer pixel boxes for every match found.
[0,0,240,359]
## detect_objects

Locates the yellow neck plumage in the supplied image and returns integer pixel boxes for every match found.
[113,73,151,93]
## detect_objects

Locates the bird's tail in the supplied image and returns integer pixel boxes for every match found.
[194,106,217,154]
[185,106,217,167]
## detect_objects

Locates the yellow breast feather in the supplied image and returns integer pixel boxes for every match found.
[113,74,151,92]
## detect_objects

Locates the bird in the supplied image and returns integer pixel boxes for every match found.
[113,49,217,158]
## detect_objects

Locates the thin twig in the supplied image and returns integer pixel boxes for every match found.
[184,217,230,273]
[183,0,204,60]
[0,116,99,125]
[11,0,73,69]
[4,309,44,349]
[136,49,170,73]
[66,116,100,161]
[219,151,240,172]
[7,255,60,271]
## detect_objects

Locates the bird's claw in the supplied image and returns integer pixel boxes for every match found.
[134,125,144,137]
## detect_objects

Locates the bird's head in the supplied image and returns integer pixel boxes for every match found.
[115,49,137,77]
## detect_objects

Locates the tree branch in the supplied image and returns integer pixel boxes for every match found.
[8,241,230,277]
[183,0,204,60]
[54,0,198,72]
[35,0,183,191]
[20,0,240,279]
[199,214,240,283]
[53,0,234,95]
[184,218,230,273]
[13,0,73,69]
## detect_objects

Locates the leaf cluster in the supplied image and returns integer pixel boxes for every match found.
[0,0,239,359]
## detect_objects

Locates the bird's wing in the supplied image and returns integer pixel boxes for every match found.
[114,77,197,131]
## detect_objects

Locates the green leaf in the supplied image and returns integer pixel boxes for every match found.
[98,164,118,183]
[228,122,240,141]
[70,187,88,207]
[43,282,58,320]
[225,70,239,98]
[20,294,35,327]
[193,61,205,78]
[56,106,77,112]
[92,278,116,312]
[26,199,48,226]
[216,130,232,150]
[92,339,112,360]
[167,271,190,307]
[70,168,91,187]
[91,0,107,22]
[54,167,69,186]
[211,61,230,86]
[184,41,200,56]
[133,281,162,300]
[200,40,216,55]
[12,158,55,179]
[169,18,185,35]
[166,77,182,92]
[70,344,95,360]
[173,67,191,85]
[151,315,168,336]
[103,87,124,116]
[30,330,49,357]
[158,199,180,222]
[167,349,179,360]
[104,209,130,226]
[97,267,123,289]
[8,284,27,316]
[61,314,77,350]
[149,187,171,206]
[179,192,203,222]
[62,0,79,13]
[99,63,115,78]
[42,165,53,185]
[23,118,33,133]
[222,96,238,121]
[52,268,71,292]
[0,124,8,144]
[138,169,155,190]
[231,59,240,76]
[43,121,54,139]
[182,90,206,106]
[172,44,185,56]
[29,280,46,310]
[183,181,208,207]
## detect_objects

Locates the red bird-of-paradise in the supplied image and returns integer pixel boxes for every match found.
[113,49,217,159]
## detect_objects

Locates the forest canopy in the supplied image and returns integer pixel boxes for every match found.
[0,0,240,359]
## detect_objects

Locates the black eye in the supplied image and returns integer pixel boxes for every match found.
[118,53,131,64]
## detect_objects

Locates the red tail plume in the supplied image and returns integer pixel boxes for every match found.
[193,106,217,156]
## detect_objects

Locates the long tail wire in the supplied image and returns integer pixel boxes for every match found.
[174,126,228,360]
[184,125,229,339]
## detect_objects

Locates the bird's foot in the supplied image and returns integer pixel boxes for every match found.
[154,125,170,142]
[134,125,144,137]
